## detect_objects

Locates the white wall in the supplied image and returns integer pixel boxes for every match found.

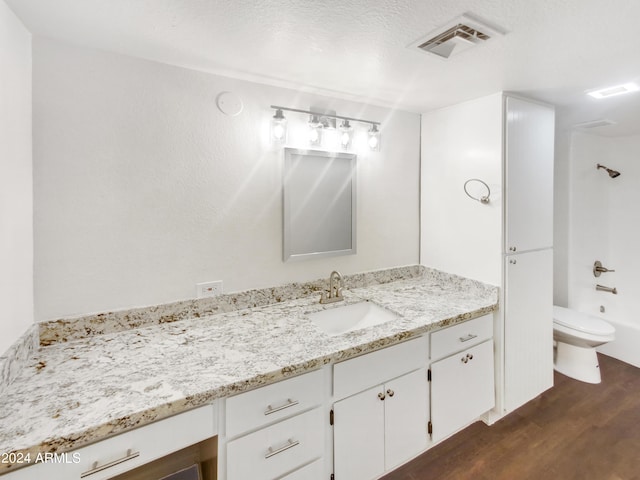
[0,1,33,354]
[420,93,503,286]
[32,38,421,321]
[553,128,571,306]
[568,131,640,366]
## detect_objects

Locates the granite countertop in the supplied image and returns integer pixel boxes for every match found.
[0,269,498,473]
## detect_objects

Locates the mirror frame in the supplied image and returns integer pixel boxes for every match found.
[283,148,357,262]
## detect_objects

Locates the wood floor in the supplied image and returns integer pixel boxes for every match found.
[382,354,640,480]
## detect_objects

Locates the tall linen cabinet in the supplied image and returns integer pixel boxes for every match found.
[420,93,555,417]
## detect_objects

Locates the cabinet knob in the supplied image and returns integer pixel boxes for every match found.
[386,389,395,397]
[509,259,517,265]
[509,246,517,252]
[461,356,469,364]
[378,392,385,401]
[467,353,474,361]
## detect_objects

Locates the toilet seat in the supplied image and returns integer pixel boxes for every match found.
[553,306,615,336]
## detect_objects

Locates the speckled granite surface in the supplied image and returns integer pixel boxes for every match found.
[0,325,39,397]
[38,265,423,346]
[0,267,498,473]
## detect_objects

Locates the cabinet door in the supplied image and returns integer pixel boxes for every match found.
[333,385,385,480]
[384,368,429,470]
[505,96,554,252]
[504,249,553,412]
[430,340,495,442]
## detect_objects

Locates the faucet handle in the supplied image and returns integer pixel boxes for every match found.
[593,261,615,277]
[319,291,328,304]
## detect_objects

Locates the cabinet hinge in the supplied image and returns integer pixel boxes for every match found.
[428,421,433,435]
[427,369,431,382]
[330,409,334,426]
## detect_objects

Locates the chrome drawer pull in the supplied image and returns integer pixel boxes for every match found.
[264,398,299,416]
[459,333,478,343]
[265,439,300,459]
[80,449,140,478]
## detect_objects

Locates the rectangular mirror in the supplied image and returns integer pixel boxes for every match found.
[283,148,357,262]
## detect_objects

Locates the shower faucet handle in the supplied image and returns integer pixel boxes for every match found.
[593,260,615,277]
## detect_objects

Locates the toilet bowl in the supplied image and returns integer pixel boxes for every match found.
[553,306,615,384]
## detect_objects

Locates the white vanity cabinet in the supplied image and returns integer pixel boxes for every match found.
[223,369,325,480]
[429,314,495,442]
[2,317,500,480]
[2,403,217,480]
[332,337,429,480]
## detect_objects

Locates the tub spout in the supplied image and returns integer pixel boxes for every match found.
[596,284,617,295]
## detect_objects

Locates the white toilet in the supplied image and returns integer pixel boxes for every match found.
[553,306,615,384]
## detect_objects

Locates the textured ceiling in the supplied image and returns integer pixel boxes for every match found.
[7,0,640,136]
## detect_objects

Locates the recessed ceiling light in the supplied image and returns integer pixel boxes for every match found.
[587,82,639,99]
[573,119,617,129]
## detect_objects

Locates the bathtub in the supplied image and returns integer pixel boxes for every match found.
[596,318,640,368]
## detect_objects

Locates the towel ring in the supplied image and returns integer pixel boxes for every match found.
[463,179,491,204]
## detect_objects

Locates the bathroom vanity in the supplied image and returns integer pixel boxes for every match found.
[0,267,498,479]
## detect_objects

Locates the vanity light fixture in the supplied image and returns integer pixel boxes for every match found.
[269,105,381,150]
[367,124,380,151]
[308,114,323,146]
[339,120,353,149]
[587,82,639,99]
[271,108,288,144]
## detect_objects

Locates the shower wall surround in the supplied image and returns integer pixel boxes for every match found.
[568,131,640,367]
[31,37,420,323]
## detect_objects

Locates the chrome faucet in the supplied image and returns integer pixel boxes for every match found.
[320,271,344,304]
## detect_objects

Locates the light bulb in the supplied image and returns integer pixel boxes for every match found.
[339,120,353,149]
[308,114,324,146]
[270,109,287,144]
[367,124,380,151]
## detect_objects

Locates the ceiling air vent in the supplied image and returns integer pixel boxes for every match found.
[409,13,507,59]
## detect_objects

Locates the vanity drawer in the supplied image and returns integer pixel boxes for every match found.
[226,369,323,439]
[226,408,323,480]
[333,336,428,400]
[430,314,493,361]
[280,459,323,479]
[2,404,217,480]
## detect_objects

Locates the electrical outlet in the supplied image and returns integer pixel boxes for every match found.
[196,280,223,298]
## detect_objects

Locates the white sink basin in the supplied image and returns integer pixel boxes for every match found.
[309,301,398,336]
